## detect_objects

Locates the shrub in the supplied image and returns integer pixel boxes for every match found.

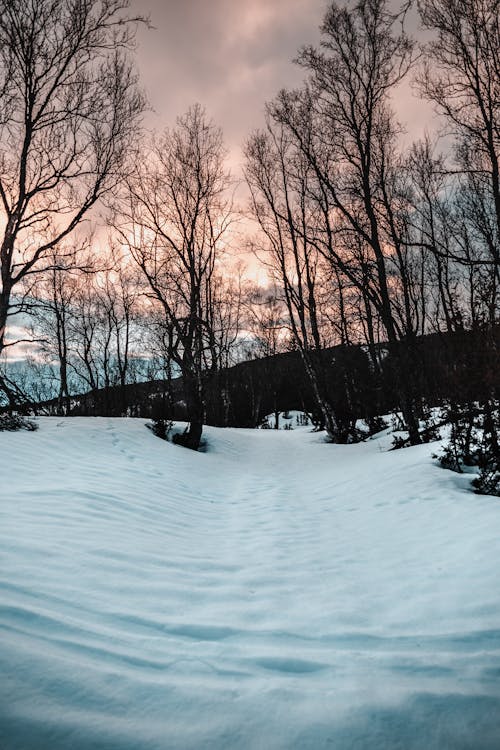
[472,402,500,496]
[0,413,38,432]
[473,462,500,496]
[149,418,173,441]
[436,401,481,471]
[436,398,500,497]
[391,434,407,450]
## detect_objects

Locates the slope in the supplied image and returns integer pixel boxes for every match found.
[1,418,500,749]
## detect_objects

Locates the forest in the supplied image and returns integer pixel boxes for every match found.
[0,0,499,490]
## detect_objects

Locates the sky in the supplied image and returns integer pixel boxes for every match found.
[131,0,434,175]
[133,0,324,162]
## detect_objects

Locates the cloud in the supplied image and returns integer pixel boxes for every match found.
[131,0,433,176]
[132,0,326,155]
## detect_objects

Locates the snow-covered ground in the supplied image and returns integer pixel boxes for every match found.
[1,418,500,749]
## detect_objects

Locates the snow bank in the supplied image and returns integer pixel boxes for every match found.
[1,418,500,749]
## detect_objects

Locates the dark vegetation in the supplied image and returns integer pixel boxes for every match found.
[15,325,498,433]
[0,412,37,432]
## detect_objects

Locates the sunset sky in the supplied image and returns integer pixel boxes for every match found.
[3,1,437,362]
[132,0,435,174]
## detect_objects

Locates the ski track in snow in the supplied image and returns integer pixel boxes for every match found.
[1,417,500,749]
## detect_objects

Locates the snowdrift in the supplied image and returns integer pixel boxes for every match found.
[1,418,500,749]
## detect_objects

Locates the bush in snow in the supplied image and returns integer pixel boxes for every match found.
[437,401,482,472]
[419,407,442,443]
[436,399,500,497]
[473,461,500,496]
[147,403,173,442]
[391,434,407,450]
[150,418,173,441]
[0,413,38,432]
[472,401,500,497]
[391,408,441,449]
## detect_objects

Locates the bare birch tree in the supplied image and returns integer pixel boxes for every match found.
[118,105,233,449]
[0,0,145,402]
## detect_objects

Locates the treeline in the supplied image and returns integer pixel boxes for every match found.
[245,0,499,448]
[26,327,498,441]
[244,0,500,489]
[0,0,498,482]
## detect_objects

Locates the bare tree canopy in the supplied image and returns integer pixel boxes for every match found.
[0,0,146,382]
[118,104,235,449]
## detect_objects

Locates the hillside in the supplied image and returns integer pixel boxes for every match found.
[22,326,499,433]
[1,419,500,749]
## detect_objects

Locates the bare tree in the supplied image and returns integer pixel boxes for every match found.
[104,251,142,391]
[267,0,424,443]
[245,123,347,439]
[415,0,500,491]
[204,263,246,373]
[244,283,288,361]
[67,267,103,392]
[418,0,500,320]
[118,105,233,449]
[0,0,146,403]
[418,0,500,236]
[27,244,86,414]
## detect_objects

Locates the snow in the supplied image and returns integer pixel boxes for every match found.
[1,417,500,749]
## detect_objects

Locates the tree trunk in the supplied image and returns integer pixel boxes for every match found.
[301,351,340,442]
[57,359,70,416]
[0,285,11,358]
[174,372,204,450]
